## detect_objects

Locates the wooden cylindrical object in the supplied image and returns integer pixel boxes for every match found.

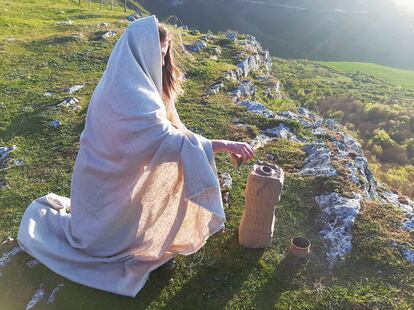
[238,161,284,248]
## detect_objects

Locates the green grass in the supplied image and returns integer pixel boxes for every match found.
[0,0,413,309]
[316,61,414,91]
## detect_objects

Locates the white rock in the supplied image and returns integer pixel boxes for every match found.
[401,248,414,265]
[126,12,142,22]
[0,245,22,275]
[57,20,73,26]
[297,107,310,117]
[381,191,414,232]
[65,84,84,94]
[207,81,224,96]
[265,124,303,143]
[279,111,300,120]
[13,160,24,167]
[26,285,45,310]
[231,80,256,101]
[46,284,64,305]
[300,143,337,177]
[100,31,117,40]
[311,127,327,136]
[250,133,276,147]
[0,145,17,167]
[315,192,362,265]
[57,97,81,111]
[188,40,207,53]
[219,172,232,190]
[226,32,237,41]
[238,100,274,118]
[49,120,62,128]
[26,259,41,269]
[1,236,14,245]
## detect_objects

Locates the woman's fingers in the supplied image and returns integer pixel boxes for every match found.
[240,148,249,162]
[243,144,254,159]
[225,141,256,163]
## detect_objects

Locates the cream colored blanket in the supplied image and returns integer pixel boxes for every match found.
[17,15,225,297]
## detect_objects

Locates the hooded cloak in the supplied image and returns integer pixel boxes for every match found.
[17,15,226,297]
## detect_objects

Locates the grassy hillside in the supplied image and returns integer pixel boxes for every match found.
[273,58,414,197]
[316,61,414,91]
[0,1,413,309]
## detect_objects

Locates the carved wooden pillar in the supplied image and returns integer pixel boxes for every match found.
[239,161,284,248]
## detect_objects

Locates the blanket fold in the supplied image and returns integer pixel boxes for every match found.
[17,15,225,297]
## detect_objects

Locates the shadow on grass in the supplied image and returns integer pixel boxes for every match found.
[0,240,175,309]
[1,103,64,140]
[253,253,310,308]
[165,231,265,309]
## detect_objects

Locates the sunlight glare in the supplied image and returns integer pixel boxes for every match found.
[393,0,414,12]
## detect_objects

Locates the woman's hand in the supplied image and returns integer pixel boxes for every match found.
[211,139,255,163]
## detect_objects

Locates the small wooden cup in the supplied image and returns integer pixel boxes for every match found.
[288,236,311,258]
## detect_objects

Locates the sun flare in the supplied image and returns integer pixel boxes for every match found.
[393,0,414,12]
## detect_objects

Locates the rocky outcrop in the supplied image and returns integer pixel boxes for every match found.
[126,12,143,22]
[264,124,304,143]
[315,192,362,265]
[226,31,237,41]
[300,142,337,177]
[238,101,274,118]
[231,97,411,264]
[187,39,207,53]
[207,80,224,96]
[231,80,256,102]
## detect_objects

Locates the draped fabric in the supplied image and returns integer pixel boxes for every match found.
[17,15,225,297]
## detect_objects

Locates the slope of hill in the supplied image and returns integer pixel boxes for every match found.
[272,58,414,197]
[0,1,413,309]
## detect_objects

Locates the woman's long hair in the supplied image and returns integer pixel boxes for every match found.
[158,24,184,102]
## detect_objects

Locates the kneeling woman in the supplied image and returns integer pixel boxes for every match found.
[17,15,254,297]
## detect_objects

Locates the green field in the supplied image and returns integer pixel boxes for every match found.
[316,61,414,91]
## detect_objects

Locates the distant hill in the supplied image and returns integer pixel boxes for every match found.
[317,61,414,91]
[137,0,414,70]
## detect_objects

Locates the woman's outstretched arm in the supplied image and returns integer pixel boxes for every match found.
[211,139,255,162]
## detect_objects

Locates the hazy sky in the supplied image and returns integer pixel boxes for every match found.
[392,0,414,13]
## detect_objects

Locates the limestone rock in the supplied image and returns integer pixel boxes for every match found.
[231,80,256,101]
[315,192,362,265]
[57,20,73,26]
[0,145,17,169]
[99,31,117,40]
[207,81,224,96]
[300,142,337,177]
[57,97,81,111]
[238,100,274,118]
[226,32,237,41]
[219,172,232,191]
[49,120,62,128]
[265,124,304,143]
[64,84,84,94]
[187,40,207,53]
[127,12,142,22]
